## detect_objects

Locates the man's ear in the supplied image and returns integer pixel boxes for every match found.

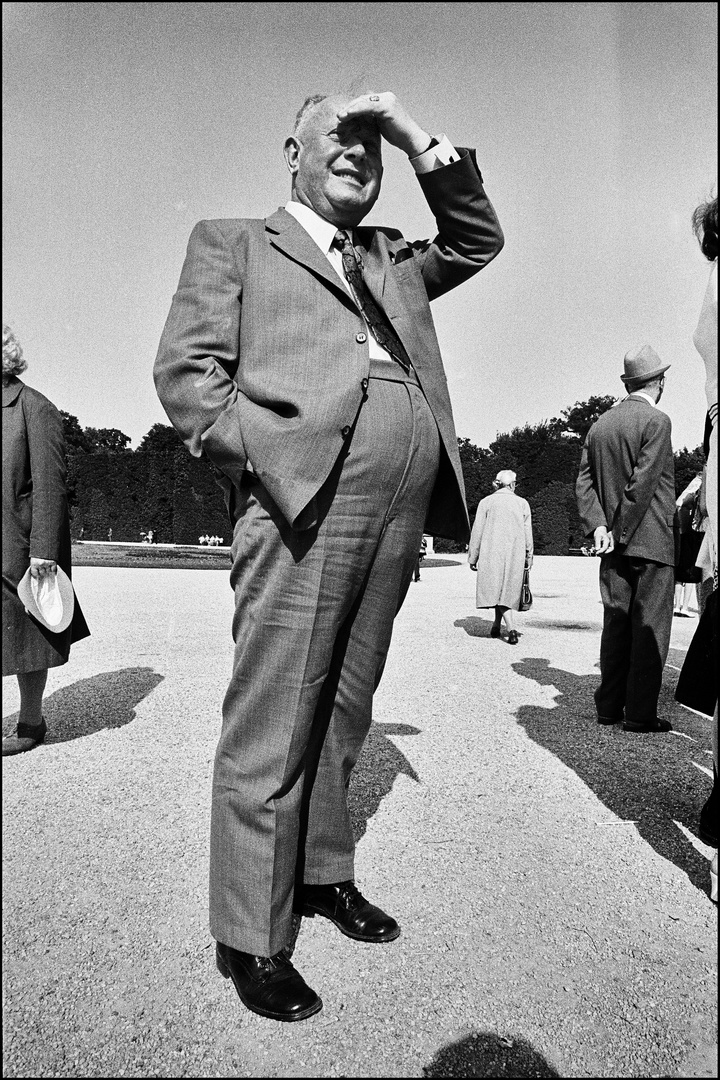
[283,137,300,175]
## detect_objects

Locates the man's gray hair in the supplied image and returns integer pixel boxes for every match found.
[293,94,330,135]
[292,78,370,135]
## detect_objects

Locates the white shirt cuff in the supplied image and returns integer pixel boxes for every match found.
[410,134,460,173]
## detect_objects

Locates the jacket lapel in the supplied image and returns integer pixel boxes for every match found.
[265,208,355,309]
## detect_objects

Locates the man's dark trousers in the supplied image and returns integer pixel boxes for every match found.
[209,367,440,957]
[595,551,674,723]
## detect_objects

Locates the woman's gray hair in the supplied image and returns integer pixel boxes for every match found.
[492,469,517,490]
[2,324,27,377]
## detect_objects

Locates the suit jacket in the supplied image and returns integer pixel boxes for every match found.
[575,396,676,565]
[154,149,503,541]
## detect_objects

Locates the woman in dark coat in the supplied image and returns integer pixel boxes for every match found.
[2,325,90,755]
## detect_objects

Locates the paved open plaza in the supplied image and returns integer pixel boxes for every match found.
[2,556,717,1078]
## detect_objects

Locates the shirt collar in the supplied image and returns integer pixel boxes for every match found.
[284,200,345,256]
[628,391,656,408]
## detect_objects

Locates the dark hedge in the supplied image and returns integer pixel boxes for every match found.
[68,449,229,544]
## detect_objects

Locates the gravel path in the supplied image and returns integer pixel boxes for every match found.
[2,556,717,1078]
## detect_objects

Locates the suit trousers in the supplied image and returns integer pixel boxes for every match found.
[595,552,674,723]
[209,368,440,956]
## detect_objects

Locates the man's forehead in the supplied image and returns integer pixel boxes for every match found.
[313,95,351,123]
[306,95,378,135]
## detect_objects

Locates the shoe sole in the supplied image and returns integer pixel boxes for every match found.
[302,906,401,943]
[597,716,622,725]
[216,950,323,1022]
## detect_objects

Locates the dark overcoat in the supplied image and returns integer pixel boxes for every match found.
[2,377,89,675]
[575,395,676,565]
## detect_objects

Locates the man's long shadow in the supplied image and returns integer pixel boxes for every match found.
[423,1030,559,1077]
[513,657,713,893]
[348,721,420,842]
[2,667,163,744]
[287,721,419,956]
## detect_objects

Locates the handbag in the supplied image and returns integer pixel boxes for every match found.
[519,562,533,611]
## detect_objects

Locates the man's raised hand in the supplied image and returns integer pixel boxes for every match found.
[336,92,432,159]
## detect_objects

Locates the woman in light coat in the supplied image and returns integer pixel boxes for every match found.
[468,470,533,644]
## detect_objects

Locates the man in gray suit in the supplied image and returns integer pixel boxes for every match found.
[576,345,676,735]
[155,90,503,1021]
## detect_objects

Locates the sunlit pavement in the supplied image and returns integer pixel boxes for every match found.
[2,557,716,1079]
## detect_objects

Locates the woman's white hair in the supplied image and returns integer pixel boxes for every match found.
[492,469,517,490]
[3,324,27,377]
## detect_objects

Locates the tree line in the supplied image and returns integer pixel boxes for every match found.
[61,401,705,553]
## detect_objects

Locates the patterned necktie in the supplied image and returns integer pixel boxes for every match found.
[333,230,413,374]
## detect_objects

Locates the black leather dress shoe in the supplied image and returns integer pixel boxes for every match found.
[622,717,672,733]
[216,942,322,1022]
[2,717,47,757]
[300,881,400,942]
[597,714,623,725]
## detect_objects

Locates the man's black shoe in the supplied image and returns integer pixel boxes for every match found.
[300,881,400,942]
[216,942,322,1022]
[622,717,672,733]
[597,714,623,725]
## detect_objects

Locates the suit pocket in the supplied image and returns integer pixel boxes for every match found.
[200,405,248,483]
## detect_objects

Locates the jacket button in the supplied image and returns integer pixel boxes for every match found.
[361,378,369,391]
[356,332,367,344]
[341,425,351,438]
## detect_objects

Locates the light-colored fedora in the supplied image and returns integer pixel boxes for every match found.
[621,344,671,384]
[17,565,75,634]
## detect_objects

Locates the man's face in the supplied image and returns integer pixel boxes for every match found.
[285,96,383,227]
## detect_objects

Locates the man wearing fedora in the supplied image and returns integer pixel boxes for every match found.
[576,344,676,733]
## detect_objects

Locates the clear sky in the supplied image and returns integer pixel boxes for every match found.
[2,2,717,450]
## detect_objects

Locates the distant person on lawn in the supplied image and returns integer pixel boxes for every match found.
[576,345,675,734]
[2,325,90,756]
[468,470,533,645]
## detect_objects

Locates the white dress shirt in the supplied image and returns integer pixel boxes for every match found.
[285,135,459,364]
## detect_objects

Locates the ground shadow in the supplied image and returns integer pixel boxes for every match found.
[348,721,420,843]
[2,667,164,744]
[286,721,421,957]
[454,617,496,639]
[522,618,598,632]
[513,657,713,893]
[423,1031,559,1077]
[419,559,462,569]
[455,616,599,638]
